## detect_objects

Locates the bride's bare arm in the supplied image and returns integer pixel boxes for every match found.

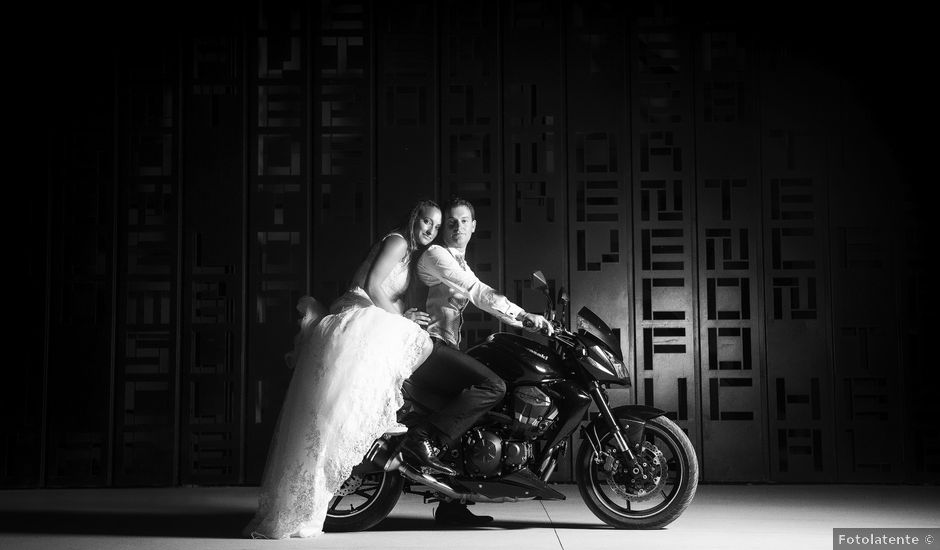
[363,235,408,314]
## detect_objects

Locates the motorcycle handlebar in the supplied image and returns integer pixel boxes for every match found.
[545,320,577,344]
[523,317,576,346]
[523,318,558,339]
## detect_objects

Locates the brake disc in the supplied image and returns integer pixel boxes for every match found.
[335,474,364,496]
[604,441,668,502]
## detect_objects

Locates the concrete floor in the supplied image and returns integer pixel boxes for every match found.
[0,484,937,550]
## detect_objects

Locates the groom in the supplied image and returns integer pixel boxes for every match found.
[399,197,552,525]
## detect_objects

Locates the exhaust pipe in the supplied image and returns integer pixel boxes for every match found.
[397,463,523,504]
[397,463,466,501]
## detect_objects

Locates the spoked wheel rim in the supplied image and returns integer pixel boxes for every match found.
[587,422,687,519]
[326,471,388,518]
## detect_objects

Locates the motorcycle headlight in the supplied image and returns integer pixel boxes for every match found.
[602,347,628,380]
[584,345,629,382]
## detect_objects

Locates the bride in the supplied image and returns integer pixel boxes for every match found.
[244,199,442,539]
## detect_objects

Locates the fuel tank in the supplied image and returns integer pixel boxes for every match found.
[467,332,565,386]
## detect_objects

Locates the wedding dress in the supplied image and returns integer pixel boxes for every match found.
[244,234,432,539]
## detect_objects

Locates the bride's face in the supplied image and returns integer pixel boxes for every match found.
[413,206,442,247]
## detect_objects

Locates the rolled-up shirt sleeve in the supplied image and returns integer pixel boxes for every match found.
[418,246,525,327]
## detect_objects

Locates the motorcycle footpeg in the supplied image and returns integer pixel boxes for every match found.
[400,453,455,477]
[384,423,408,436]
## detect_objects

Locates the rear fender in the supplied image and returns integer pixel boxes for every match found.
[350,435,404,476]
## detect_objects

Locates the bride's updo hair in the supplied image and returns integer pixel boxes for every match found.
[399,198,440,255]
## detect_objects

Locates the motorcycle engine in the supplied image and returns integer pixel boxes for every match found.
[462,428,503,477]
[461,428,534,477]
[510,386,558,438]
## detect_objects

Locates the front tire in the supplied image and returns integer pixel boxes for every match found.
[576,415,698,529]
[323,470,403,532]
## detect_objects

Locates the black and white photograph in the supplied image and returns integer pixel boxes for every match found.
[2,1,937,549]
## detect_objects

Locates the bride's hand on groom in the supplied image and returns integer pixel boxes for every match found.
[404,308,431,327]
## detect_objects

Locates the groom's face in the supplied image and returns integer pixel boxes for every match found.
[443,205,476,249]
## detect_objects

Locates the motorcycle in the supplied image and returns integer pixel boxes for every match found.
[323,271,698,531]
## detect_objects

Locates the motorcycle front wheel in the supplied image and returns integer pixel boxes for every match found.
[576,415,698,529]
[323,469,403,532]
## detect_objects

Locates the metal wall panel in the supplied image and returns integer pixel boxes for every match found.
[245,1,309,482]
[41,51,115,486]
[114,38,180,485]
[313,0,374,302]
[630,4,700,454]
[3,183,47,486]
[439,0,502,347]
[179,19,244,484]
[761,46,837,482]
[502,0,567,328]
[500,0,571,477]
[376,0,437,232]
[693,23,767,481]
[563,0,632,482]
[897,178,936,480]
[828,90,904,481]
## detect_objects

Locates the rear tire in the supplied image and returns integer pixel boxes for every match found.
[323,470,403,532]
[576,415,697,529]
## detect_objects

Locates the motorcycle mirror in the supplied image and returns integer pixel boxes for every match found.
[531,270,555,312]
[532,271,549,291]
[557,287,568,328]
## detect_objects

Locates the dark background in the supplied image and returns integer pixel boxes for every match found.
[4,0,935,488]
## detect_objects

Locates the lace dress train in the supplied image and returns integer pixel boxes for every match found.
[243,289,431,539]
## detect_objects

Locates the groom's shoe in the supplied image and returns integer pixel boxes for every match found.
[399,435,457,476]
[434,501,494,526]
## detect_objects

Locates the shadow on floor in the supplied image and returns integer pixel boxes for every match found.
[0,510,256,538]
[0,510,613,537]
[372,516,615,532]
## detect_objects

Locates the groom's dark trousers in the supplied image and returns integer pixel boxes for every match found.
[405,337,505,446]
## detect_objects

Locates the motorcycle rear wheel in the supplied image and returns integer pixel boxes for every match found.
[323,470,403,532]
[576,415,698,529]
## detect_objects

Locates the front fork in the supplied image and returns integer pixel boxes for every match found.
[584,381,642,471]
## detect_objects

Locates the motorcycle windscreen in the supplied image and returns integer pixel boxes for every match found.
[576,306,623,361]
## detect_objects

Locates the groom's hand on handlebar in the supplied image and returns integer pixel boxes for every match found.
[520,313,554,336]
